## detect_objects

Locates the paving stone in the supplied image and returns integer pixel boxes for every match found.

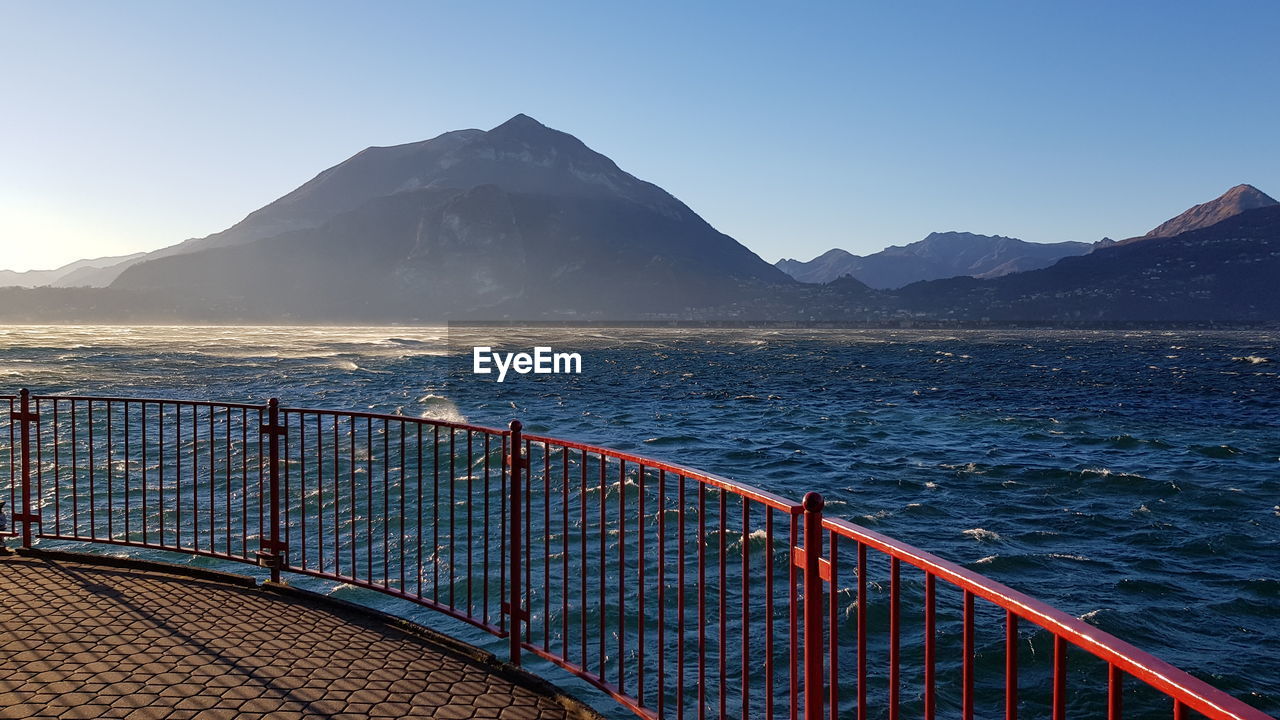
[0,555,593,719]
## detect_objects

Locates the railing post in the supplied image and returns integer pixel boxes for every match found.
[802,492,826,720]
[507,419,525,665]
[13,389,39,549]
[258,398,287,583]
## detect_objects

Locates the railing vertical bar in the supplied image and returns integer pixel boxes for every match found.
[34,397,43,542]
[545,441,551,651]
[638,463,646,706]
[16,391,34,548]
[366,416,373,586]
[208,405,215,556]
[766,507,775,720]
[1053,636,1067,720]
[333,415,340,576]
[466,430,474,611]
[266,399,283,583]
[925,572,936,720]
[524,437,531,643]
[718,488,727,720]
[790,509,800,720]
[561,445,569,661]
[400,421,407,594]
[599,453,606,676]
[619,458,627,694]
[72,400,79,538]
[241,407,248,560]
[857,542,867,720]
[124,401,130,542]
[1006,610,1018,720]
[449,426,456,608]
[54,400,61,539]
[677,472,687,720]
[484,432,492,624]
[742,498,750,720]
[225,409,232,558]
[175,402,181,549]
[1109,665,1123,720]
[507,420,523,665]
[416,424,424,600]
[829,531,839,720]
[802,493,825,720]
[315,413,323,573]
[433,424,440,603]
[159,402,165,546]
[698,481,707,720]
[280,404,288,561]
[350,415,357,578]
[658,468,667,719]
[192,405,199,553]
[499,432,507,635]
[580,448,588,668]
[89,400,95,538]
[6,396,13,540]
[963,590,974,720]
[257,406,265,560]
[107,401,114,541]
[383,418,390,588]
[890,556,900,720]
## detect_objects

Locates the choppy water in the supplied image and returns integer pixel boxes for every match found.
[1,326,1276,716]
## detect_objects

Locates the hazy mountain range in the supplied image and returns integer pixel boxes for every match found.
[1,116,1277,325]
[776,234,1100,288]
[776,184,1276,288]
[0,253,145,288]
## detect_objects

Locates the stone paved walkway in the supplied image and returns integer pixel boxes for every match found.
[0,553,595,720]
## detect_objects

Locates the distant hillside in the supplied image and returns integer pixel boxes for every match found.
[108,114,790,320]
[1142,184,1276,240]
[897,205,1280,324]
[777,233,1094,288]
[0,253,145,288]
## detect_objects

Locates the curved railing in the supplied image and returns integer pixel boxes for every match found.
[0,390,1272,720]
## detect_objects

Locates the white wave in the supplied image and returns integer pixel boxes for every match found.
[962,528,1001,542]
[1233,355,1271,364]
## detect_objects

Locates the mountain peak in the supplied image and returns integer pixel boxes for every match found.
[489,113,549,134]
[1145,184,1277,238]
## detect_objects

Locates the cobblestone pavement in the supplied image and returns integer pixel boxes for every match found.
[0,554,594,719]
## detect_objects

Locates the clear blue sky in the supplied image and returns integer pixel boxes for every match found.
[2,1,1278,271]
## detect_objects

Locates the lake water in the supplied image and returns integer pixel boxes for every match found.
[2,326,1276,716]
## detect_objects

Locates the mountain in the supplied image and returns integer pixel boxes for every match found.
[776,233,1094,288]
[106,114,790,320]
[1142,184,1277,239]
[0,253,146,288]
[775,249,858,284]
[897,204,1280,324]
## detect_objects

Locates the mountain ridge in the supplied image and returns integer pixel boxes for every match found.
[777,232,1095,288]
[1142,184,1277,240]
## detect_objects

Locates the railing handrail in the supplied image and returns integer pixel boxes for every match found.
[822,517,1271,720]
[32,394,270,411]
[521,430,802,514]
[4,391,1273,720]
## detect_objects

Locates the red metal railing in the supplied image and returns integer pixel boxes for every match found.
[1,389,1272,720]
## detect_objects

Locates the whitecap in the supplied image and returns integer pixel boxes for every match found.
[963,528,1001,542]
